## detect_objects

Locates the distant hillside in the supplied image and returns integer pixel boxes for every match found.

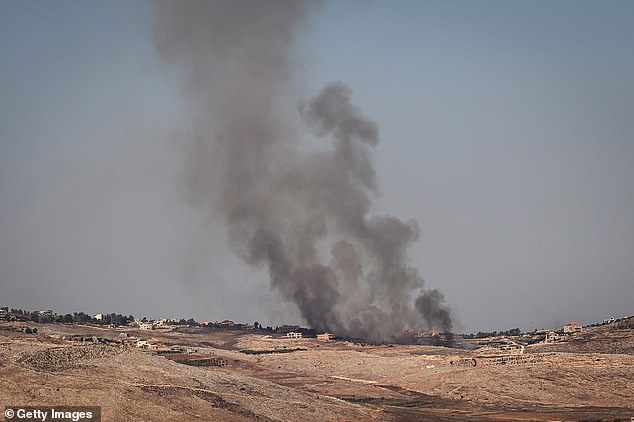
[531,317,634,355]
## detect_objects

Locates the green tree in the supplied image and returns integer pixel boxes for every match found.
[508,328,521,336]
[73,312,90,324]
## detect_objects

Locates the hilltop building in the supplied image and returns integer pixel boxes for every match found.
[285,332,302,339]
[139,322,154,330]
[545,331,559,343]
[316,333,334,341]
[563,321,582,333]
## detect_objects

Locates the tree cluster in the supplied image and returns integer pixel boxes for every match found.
[463,328,522,339]
[0,307,134,326]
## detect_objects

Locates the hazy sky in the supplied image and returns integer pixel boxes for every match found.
[1,1,633,333]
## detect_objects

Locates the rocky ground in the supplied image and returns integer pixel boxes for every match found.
[1,321,633,421]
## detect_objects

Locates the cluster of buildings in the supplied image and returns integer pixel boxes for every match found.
[544,321,583,344]
[134,318,196,331]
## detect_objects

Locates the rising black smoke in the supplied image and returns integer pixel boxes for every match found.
[153,0,452,341]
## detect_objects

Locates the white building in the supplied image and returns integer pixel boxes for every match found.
[154,319,168,328]
[545,331,559,343]
[563,322,582,333]
[285,332,302,339]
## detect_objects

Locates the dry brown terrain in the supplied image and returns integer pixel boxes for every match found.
[1,321,633,421]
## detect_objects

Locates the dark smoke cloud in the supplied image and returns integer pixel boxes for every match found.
[153,0,452,341]
[415,289,452,333]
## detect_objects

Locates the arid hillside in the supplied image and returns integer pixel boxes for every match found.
[1,321,633,421]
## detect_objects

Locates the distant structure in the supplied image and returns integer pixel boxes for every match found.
[94,314,103,321]
[545,331,559,343]
[136,340,150,349]
[603,317,616,324]
[499,342,524,355]
[136,339,159,350]
[563,321,582,334]
[285,332,302,339]
[316,333,334,341]
[139,322,154,330]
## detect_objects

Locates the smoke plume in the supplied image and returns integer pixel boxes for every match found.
[153,0,452,341]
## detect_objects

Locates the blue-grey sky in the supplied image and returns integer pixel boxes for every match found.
[1,1,632,332]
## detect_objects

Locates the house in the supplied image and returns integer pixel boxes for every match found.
[603,317,616,324]
[136,340,149,348]
[563,322,582,333]
[94,314,103,321]
[316,333,334,341]
[136,340,159,349]
[544,331,559,343]
[153,319,173,329]
[139,322,155,330]
[285,332,302,339]
[219,320,235,327]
